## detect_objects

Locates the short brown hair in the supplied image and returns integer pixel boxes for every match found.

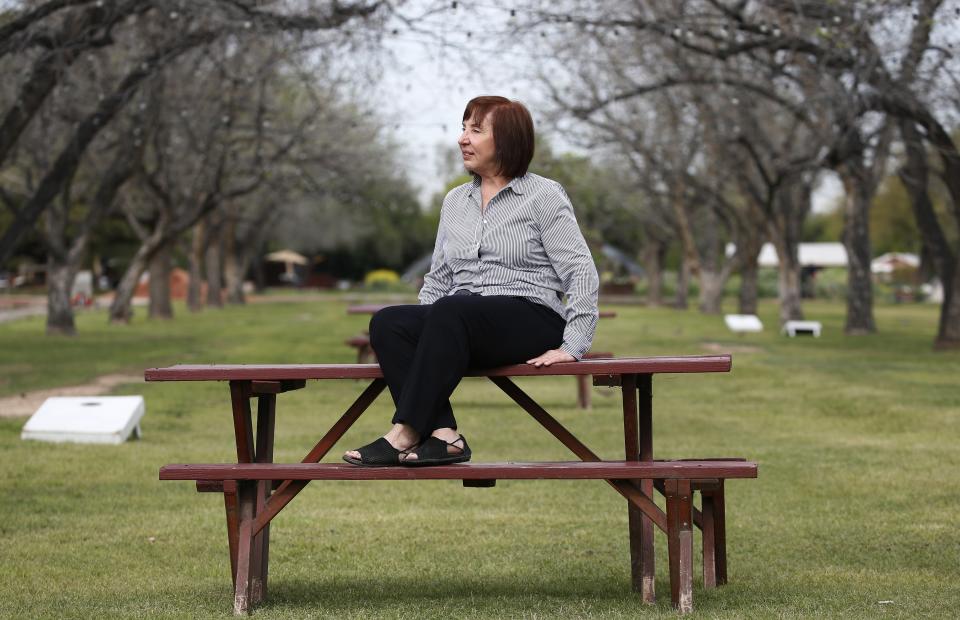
[462,96,535,179]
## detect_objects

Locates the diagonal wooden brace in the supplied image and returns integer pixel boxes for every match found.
[249,378,386,536]
[489,376,667,532]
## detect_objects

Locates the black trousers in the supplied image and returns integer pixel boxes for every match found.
[368,293,566,437]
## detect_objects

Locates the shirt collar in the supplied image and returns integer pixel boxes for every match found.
[505,173,529,195]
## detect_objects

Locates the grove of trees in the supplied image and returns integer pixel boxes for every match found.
[518,0,959,348]
[0,0,430,334]
[2,1,958,350]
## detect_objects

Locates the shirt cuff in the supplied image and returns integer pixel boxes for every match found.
[559,342,586,361]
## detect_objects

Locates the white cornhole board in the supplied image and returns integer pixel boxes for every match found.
[724,314,763,333]
[782,320,822,337]
[21,396,144,444]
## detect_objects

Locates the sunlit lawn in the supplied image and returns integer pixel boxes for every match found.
[1,295,957,618]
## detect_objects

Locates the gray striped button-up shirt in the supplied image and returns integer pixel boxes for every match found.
[418,172,600,360]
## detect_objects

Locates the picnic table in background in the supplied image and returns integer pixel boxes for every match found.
[345,302,617,409]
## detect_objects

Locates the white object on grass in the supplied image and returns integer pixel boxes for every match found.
[782,320,822,337]
[724,314,763,333]
[21,396,145,444]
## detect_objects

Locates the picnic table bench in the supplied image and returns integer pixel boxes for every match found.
[148,355,757,615]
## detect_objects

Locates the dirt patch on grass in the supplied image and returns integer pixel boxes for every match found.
[701,341,764,354]
[0,374,143,418]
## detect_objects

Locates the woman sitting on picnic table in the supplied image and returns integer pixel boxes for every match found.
[344,95,599,467]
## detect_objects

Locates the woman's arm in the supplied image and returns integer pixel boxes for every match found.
[418,209,453,305]
[537,184,600,360]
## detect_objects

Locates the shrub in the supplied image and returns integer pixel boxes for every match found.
[363,269,400,290]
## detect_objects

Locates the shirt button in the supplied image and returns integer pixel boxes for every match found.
[483,219,487,224]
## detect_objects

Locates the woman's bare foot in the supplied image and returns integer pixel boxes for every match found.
[343,423,419,462]
[403,427,464,462]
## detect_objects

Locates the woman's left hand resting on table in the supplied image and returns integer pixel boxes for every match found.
[527,349,575,367]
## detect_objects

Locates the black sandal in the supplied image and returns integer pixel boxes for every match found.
[342,437,414,467]
[402,435,471,466]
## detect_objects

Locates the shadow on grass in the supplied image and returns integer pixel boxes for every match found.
[259,574,650,612]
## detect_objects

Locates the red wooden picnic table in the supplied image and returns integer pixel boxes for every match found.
[149,355,756,615]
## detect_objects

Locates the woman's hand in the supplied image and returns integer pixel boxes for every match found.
[526,349,575,367]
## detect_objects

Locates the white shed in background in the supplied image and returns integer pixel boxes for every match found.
[727,242,848,268]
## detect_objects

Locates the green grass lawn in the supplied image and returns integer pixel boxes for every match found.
[1,297,958,618]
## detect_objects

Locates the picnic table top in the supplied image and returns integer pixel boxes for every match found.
[144,355,731,381]
[346,302,616,318]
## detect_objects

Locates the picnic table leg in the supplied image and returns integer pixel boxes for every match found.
[621,374,648,600]
[227,382,255,595]
[233,481,258,616]
[223,481,239,587]
[637,374,656,603]
[250,379,387,535]
[230,382,255,463]
[665,479,694,614]
[706,480,727,585]
[250,393,276,606]
[700,487,716,588]
[577,375,591,409]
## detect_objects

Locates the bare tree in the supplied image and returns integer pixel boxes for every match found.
[522,0,959,345]
[0,0,388,263]
[0,0,394,332]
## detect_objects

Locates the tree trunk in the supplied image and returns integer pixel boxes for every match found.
[148,243,173,319]
[43,196,77,335]
[674,258,690,310]
[205,225,223,308]
[768,182,809,324]
[109,239,158,323]
[698,269,725,314]
[222,215,246,304]
[187,219,205,312]
[938,264,960,349]
[224,250,246,304]
[41,151,136,334]
[776,255,804,323]
[45,259,76,335]
[641,239,666,306]
[738,262,759,315]
[770,234,804,323]
[738,245,761,315]
[899,119,960,349]
[252,249,266,293]
[840,170,876,334]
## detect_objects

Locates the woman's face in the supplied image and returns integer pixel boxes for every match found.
[459,112,497,177]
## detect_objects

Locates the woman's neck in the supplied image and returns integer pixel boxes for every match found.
[479,173,510,194]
